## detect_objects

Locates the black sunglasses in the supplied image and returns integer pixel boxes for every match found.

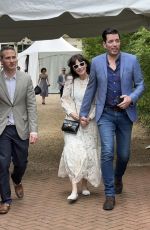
[73,61,85,70]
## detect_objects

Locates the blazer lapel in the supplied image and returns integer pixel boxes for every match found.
[13,73,22,103]
[102,54,107,78]
[120,52,125,79]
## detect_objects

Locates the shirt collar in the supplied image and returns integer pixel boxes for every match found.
[106,53,121,62]
[3,72,16,80]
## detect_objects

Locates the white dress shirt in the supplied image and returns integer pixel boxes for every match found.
[4,72,16,125]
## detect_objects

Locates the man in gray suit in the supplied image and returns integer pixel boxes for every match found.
[0,46,38,214]
[57,67,67,97]
[80,28,144,210]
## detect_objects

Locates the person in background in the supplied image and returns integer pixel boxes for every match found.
[38,67,50,104]
[57,67,67,97]
[0,46,38,214]
[16,66,21,71]
[58,54,101,203]
[80,28,145,211]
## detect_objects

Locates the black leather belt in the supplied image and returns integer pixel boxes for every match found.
[105,106,124,112]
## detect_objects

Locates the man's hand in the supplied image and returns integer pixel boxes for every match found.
[29,132,38,144]
[118,95,132,109]
[80,116,90,127]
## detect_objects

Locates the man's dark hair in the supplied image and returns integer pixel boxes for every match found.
[0,45,16,58]
[102,28,120,42]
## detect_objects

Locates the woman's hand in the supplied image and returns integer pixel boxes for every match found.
[70,112,79,121]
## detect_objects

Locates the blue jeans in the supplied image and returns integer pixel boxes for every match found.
[98,108,133,197]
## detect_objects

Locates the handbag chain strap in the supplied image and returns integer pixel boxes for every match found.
[65,80,78,119]
[72,80,78,115]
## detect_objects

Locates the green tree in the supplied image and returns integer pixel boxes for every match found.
[82,37,104,61]
[128,28,150,126]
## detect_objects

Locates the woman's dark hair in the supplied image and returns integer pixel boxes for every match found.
[68,54,90,79]
[41,67,47,73]
[102,28,120,42]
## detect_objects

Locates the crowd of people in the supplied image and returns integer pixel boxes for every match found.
[0,28,145,214]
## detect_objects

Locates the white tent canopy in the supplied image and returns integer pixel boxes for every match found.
[18,37,81,93]
[0,0,149,42]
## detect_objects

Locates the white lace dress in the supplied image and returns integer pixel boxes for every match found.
[58,77,101,187]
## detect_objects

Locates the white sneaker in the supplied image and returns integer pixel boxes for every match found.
[82,190,90,196]
[67,192,78,202]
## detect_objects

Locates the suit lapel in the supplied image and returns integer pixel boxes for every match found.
[102,54,107,78]
[13,73,22,103]
[120,52,125,79]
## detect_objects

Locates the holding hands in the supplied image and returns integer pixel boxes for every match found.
[70,113,91,127]
[80,116,91,127]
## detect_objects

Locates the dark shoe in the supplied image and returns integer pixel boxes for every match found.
[14,183,24,199]
[0,203,11,214]
[103,196,115,210]
[115,178,123,194]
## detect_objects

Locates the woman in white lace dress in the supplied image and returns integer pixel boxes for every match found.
[58,54,101,203]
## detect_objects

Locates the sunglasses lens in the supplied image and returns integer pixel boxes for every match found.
[73,61,85,70]
[80,62,85,66]
[73,65,78,69]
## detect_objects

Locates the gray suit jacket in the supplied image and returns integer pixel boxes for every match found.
[80,52,145,122]
[0,70,38,140]
[57,74,66,89]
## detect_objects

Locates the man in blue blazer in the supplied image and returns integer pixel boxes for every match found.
[80,28,145,210]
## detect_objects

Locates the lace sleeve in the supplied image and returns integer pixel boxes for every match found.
[61,78,75,115]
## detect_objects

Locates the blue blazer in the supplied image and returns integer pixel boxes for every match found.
[80,52,145,122]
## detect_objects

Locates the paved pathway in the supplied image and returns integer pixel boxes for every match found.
[0,95,150,230]
[0,167,150,230]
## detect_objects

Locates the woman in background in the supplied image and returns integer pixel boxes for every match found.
[58,54,101,203]
[38,67,50,104]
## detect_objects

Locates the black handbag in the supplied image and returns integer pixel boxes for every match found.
[61,119,80,134]
[61,81,80,134]
[34,85,41,95]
